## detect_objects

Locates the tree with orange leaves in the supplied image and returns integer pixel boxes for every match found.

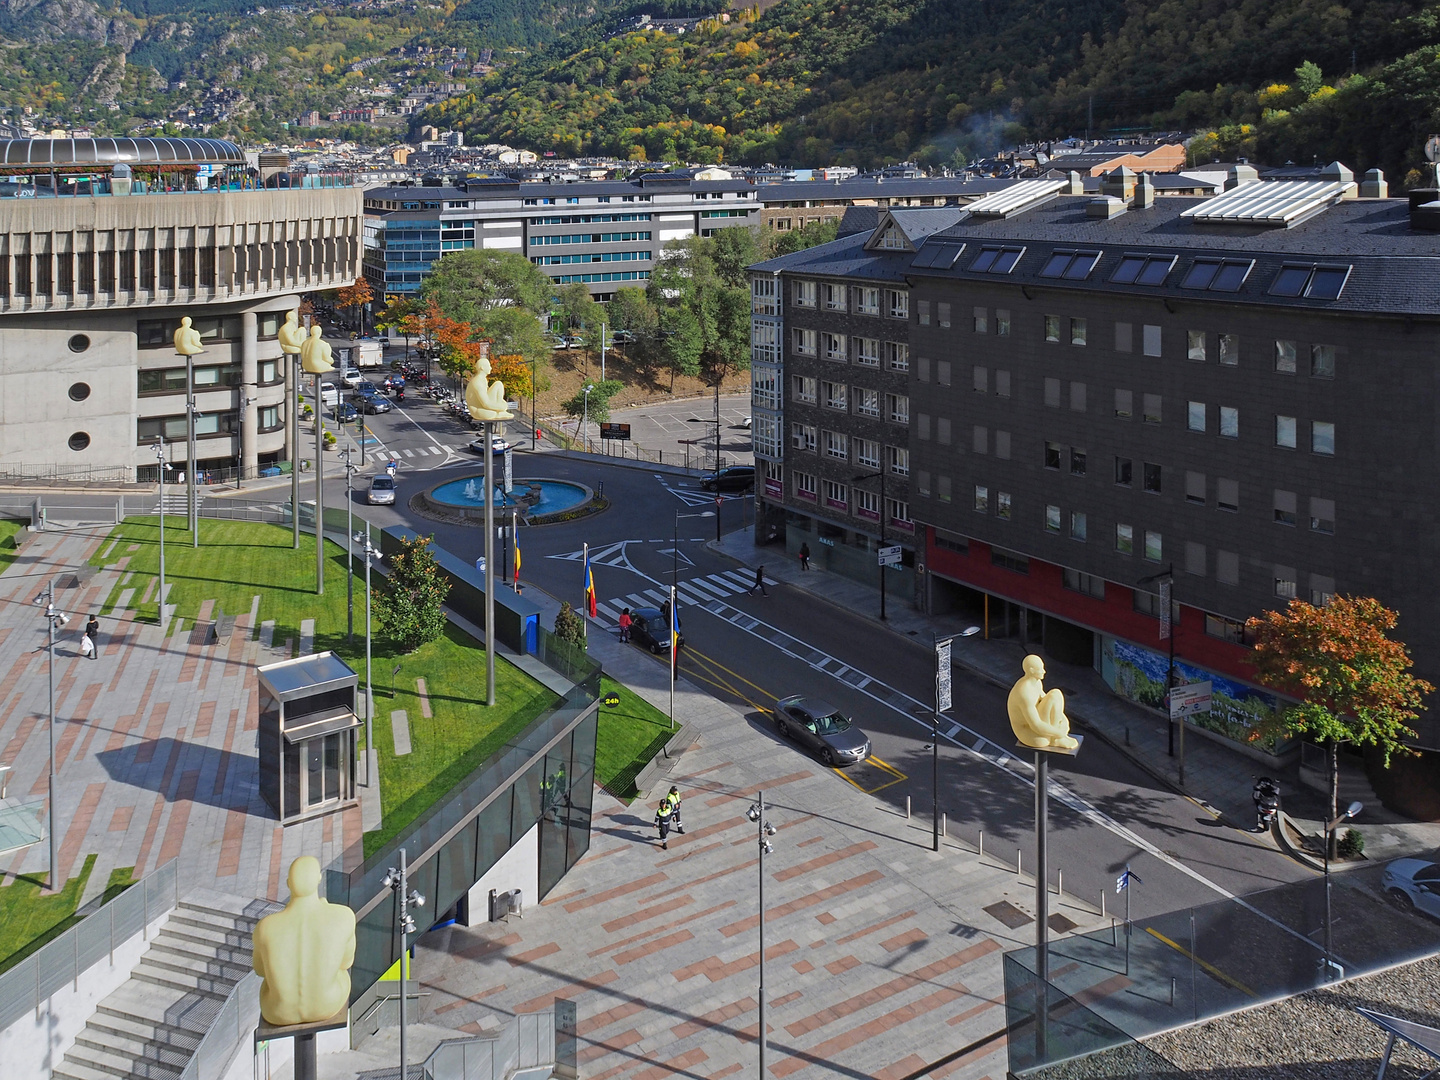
[1247,596,1431,851]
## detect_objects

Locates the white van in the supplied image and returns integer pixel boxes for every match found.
[352,339,384,368]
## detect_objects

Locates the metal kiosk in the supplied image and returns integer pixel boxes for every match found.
[257,653,361,822]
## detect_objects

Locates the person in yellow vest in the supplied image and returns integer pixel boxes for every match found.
[666,785,684,834]
[655,792,676,849]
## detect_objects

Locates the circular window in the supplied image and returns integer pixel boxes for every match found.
[67,334,90,353]
[67,432,90,452]
[68,382,91,402]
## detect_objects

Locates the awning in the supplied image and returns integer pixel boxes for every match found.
[283,710,361,744]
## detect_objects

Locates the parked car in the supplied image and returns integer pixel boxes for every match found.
[772,696,871,767]
[339,367,364,388]
[367,474,396,506]
[1383,858,1440,919]
[468,435,512,455]
[333,401,359,423]
[317,383,339,408]
[610,329,634,344]
[359,396,393,414]
[629,606,683,656]
[700,465,755,492]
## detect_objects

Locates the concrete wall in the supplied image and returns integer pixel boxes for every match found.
[462,822,539,926]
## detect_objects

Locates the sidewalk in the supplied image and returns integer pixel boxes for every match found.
[709,526,1440,867]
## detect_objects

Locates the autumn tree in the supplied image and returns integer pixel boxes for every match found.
[336,278,373,332]
[1247,597,1431,853]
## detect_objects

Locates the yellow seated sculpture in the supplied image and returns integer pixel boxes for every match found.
[173,316,205,357]
[1007,654,1079,750]
[300,325,334,375]
[277,310,305,357]
[465,352,513,421]
[252,856,356,1027]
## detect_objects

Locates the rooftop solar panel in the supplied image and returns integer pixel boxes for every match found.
[1180,180,1344,227]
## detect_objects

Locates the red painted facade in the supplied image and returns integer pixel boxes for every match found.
[923,527,1258,685]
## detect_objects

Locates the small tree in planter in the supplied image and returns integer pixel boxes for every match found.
[377,534,451,652]
[554,601,586,649]
[323,430,337,450]
[1247,596,1432,855]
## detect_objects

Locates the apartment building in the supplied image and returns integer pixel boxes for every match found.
[0,138,364,480]
[755,176,1011,233]
[362,171,759,301]
[751,167,1440,809]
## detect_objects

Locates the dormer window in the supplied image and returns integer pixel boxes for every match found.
[878,225,907,250]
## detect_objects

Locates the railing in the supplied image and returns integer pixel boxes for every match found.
[423,1010,555,1080]
[0,858,177,1033]
[0,463,136,484]
[178,971,260,1080]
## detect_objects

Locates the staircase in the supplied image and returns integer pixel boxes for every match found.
[53,890,279,1080]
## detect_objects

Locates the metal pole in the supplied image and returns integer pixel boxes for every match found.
[600,322,606,382]
[292,356,301,550]
[364,537,373,787]
[668,585,676,733]
[879,471,886,620]
[45,582,57,892]
[155,442,166,622]
[314,373,324,595]
[398,847,408,1080]
[1035,750,1049,1061]
[932,709,940,852]
[714,385,722,542]
[1324,821,1332,971]
[345,456,353,644]
[1125,866,1132,975]
[531,355,537,453]
[483,421,496,707]
[186,353,198,547]
[758,790,767,1080]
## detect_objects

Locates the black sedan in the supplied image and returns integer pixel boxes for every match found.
[700,465,755,492]
[773,696,871,767]
[629,606,684,656]
[332,402,360,423]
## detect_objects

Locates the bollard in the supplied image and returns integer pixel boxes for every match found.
[1057,869,1063,898]
[1102,891,1106,918]
[1017,849,1023,875]
[978,830,984,859]
[1170,977,1176,1007]
[906,795,911,820]
[941,813,947,839]
[1125,725,1131,747]
[1111,918,1117,947]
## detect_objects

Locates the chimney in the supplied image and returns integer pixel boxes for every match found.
[1225,164,1259,190]
[1099,165,1136,203]
[1320,161,1357,198]
[1133,173,1155,209]
[1086,196,1125,219]
[1359,168,1387,199]
[1065,170,1084,195]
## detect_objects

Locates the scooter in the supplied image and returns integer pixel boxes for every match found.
[1253,777,1281,833]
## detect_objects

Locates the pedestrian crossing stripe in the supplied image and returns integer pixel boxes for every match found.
[686,577,730,600]
[596,571,775,626]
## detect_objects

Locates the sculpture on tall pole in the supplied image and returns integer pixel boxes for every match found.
[173,317,205,549]
[300,326,334,595]
[465,346,512,709]
[277,311,306,551]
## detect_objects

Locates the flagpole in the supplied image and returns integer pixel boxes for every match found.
[669,584,676,732]
[582,542,589,642]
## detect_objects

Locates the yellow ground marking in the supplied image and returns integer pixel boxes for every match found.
[1144,925,1256,997]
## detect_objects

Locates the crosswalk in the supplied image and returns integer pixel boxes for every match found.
[152,491,199,515]
[592,568,771,624]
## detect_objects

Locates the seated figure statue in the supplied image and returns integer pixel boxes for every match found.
[277,310,305,357]
[300,325,334,375]
[252,856,356,1027]
[1007,654,1079,750]
[173,316,205,356]
[465,350,513,421]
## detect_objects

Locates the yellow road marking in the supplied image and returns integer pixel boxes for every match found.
[1144,926,1256,997]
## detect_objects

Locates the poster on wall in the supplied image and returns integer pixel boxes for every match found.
[1100,636,1283,750]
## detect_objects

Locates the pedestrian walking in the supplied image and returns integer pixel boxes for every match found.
[747,564,768,596]
[618,607,633,644]
[667,785,684,834]
[83,614,99,660]
[799,543,811,571]
[654,794,675,850]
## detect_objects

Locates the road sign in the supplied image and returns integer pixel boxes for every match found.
[1158,579,1172,640]
[1116,867,1142,893]
[602,692,621,708]
[1169,681,1213,720]
[878,544,902,566]
[599,422,631,441]
[935,637,953,713]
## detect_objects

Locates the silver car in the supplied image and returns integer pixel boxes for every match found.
[774,696,871,768]
[367,475,396,506]
[1383,858,1440,919]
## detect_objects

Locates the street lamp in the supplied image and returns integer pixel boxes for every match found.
[746,796,778,1079]
[152,439,170,622]
[1322,800,1363,981]
[852,470,887,620]
[383,849,425,1080]
[341,449,358,644]
[917,626,980,853]
[1137,564,1178,777]
[33,581,68,892]
[355,531,377,786]
[687,410,724,542]
[185,366,202,549]
[580,384,594,453]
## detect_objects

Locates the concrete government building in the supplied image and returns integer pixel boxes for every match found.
[0,137,363,481]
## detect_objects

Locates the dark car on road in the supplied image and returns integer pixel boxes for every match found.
[359,396,393,414]
[773,696,871,767]
[629,606,684,656]
[332,402,359,423]
[700,465,755,492]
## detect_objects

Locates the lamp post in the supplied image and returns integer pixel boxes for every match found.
[152,438,169,622]
[580,384,593,453]
[483,421,496,706]
[383,849,425,1080]
[237,389,256,491]
[314,371,325,595]
[341,449,357,644]
[1138,564,1178,776]
[34,581,68,892]
[530,354,537,453]
[185,354,200,549]
[291,351,302,551]
[746,795,777,1079]
[1322,800,1363,981]
[917,628,979,853]
[355,531,376,786]
[852,470,887,620]
[686,413,724,542]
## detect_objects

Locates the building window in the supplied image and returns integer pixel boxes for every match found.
[1063,568,1105,598]
[1110,253,1176,285]
[1070,447,1086,476]
[1136,588,1179,619]
[1205,614,1247,644]
[824,430,849,460]
[996,309,1011,336]
[996,431,1011,459]
[1044,378,1061,408]
[1310,574,1336,607]
[997,492,1012,519]
[1311,497,1335,534]
[1116,322,1133,353]
[886,342,909,372]
[854,287,880,315]
[790,375,816,403]
[973,426,988,454]
[1274,489,1297,526]
[68,431,90,451]
[937,475,952,502]
[1217,478,1239,512]
[886,289,908,319]
[1185,471,1206,505]
[855,487,880,518]
[792,328,816,356]
[1187,401,1206,432]
[996,370,1011,397]
[1045,505,1061,533]
[1274,565,1298,599]
[916,470,932,497]
[751,276,778,315]
[1217,550,1240,585]
[823,283,847,311]
[1070,511,1087,542]
[854,337,880,366]
[1312,421,1335,455]
[886,394,909,424]
[974,307,988,333]
[258,405,282,432]
[938,302,951,328]
[917,300,930,326]
[1115,389,1133,419]
[1070,318,1087,346]
[1219,333,1239,366]
[973,366,989,393]
[1144,531,1164,562]
[1219,406,1238,438]
[793,280,817,308]
[791,423,816,451]
[822,332,847,361]
[992,547,1029,574]
[887,498,912,528]
[1044,315,1061,343]
[1311,344,1335,378]
[974,485,989,513]
[971,246,1025,273]
[856,438,879,469]
[1274,340,1297,374]
[1115,523,1134,555]
[1276,415,1297,449]
[856,389,880,417]
[1181,257,1254,292]
[1070,382,1087,412]
[68,381,91,401]
[1187,331,1206,362]
[822,381,847,410]
[1143,462,1162,494]
[1143,325,1162,357]
[1115,457,1132,486]
[795,472,817,500]
[1143,394,1162,424]
[1045,442,1063,470]
[889,446,909,476]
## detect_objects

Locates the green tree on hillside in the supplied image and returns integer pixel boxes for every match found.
[420,250,554,321]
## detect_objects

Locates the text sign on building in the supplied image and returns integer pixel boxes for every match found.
[935,636,953,713]
[1158,579,1172,641]
[599,423,631,441]
[878,544,903,566]
[1169,681,1213,720]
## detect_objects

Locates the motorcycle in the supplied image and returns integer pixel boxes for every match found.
[1253,777,1281,833]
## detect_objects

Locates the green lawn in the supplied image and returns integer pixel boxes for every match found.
[0,518,25,577]
[89,519,556,859]
[0,855,112,973]
[595,676,676,802]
